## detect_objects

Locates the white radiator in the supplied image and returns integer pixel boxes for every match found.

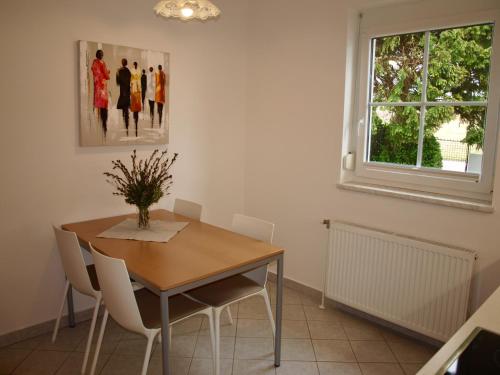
[325,222,476,341]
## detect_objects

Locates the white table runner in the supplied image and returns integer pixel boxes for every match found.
[97,218,189,243]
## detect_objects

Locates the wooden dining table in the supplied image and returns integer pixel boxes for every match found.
[62,209,285,375]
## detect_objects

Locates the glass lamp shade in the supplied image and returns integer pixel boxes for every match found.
[154,0,221,21]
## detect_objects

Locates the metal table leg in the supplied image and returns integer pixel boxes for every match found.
[274,254,284,367]
[160,292,171,375]
[67,284,76,328]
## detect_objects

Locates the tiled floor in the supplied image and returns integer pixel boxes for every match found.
[0,283,438,374]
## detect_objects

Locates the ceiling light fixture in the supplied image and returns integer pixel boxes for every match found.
[154,0,221,21]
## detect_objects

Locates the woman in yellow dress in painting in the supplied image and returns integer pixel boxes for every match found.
[130,61,142,137]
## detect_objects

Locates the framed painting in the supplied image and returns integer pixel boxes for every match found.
[79,41,169,146]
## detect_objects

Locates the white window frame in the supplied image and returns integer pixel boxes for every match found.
[351,10,500,202]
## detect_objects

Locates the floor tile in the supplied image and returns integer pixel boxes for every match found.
[343,320,384,340]
[216,305,239,325]
[172,317,202,336]
[234,337,274,360]
[233,359,276,375]
[238,300,270,320]
[387,338,436,363]
[273,305,306,321]
[36,328,86,352]
[105,318,129,334]
[350,341,397,363]
[303,306,343,323]
[153,336,197,358]
[267,285,276,304]
[227,304,240,318]
[276,361,319,375]
[0,348,31,375]
[114,337,154,356]
[120,331,144,341]
[188,358,232,375]
[200,318,237,337]
[400,362,425,375]
[240,295,265,305]
[170,336,198,359]
[148,356,191,375]
[317,362,362,375]
[282,320,310,339]
[7,336,44,350]
[100,354,144,375]
[237,319,273,338]
[307,321,346,340]
[55,351,109,375]
[300,294,321,307]
[312,340,356,362]
[13,350,70,375]
[380,329,409,342]
[75,330,120,355]
[281,339,316,361]
[194,336,234,359]
[359,363,404,375]
[271,288,303,305]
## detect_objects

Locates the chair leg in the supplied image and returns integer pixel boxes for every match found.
[206,310,216,374]
[261,289,275,337]
[52,280,70,343]
[90,309,108,375]
[81,296,101,374]
[140,336,155,375]
[214,307,222,375]
[225,305,234,325]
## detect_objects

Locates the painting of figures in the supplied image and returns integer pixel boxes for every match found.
[79,41,169,146]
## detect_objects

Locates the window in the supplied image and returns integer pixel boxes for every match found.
[368,24,492,173]
[350,11,500,202]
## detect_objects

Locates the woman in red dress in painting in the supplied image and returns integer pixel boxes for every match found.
[91,50,110,136]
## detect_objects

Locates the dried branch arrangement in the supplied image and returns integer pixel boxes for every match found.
[104,149,178,228]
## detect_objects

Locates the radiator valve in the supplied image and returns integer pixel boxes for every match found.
[322,219,331,229]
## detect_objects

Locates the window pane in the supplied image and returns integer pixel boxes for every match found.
[369,106,420,166]
[371,32,425,102]
[422,106,486,173]
[427,24,494,102]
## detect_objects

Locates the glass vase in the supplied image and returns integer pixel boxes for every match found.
[137,206,150,230]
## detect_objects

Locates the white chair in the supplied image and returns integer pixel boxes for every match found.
[185,214,275,375]
[89,246,216,375]
[52,226,102,375]
[173,198,202,220]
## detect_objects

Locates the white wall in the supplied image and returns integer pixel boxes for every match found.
[245,0,500,312]
[0,0,248,336]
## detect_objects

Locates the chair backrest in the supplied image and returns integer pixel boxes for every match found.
[232,214,275,286]
[232,214,274,243]
[90,246,147,336]
[174,198,203,221]
[53,226,97,297]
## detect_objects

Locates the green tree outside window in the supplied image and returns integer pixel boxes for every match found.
[369,24,493,170]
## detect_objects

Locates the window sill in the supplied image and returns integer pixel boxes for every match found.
[337,182,494,213]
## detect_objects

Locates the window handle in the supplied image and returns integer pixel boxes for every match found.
[358,118,365,136]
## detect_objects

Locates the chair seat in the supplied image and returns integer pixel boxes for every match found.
[86,265,100,291]
[186,274,264,307]
[134,289,209,329]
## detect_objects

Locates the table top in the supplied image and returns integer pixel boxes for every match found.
[62,209,284,292]
[418,285,500,374]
